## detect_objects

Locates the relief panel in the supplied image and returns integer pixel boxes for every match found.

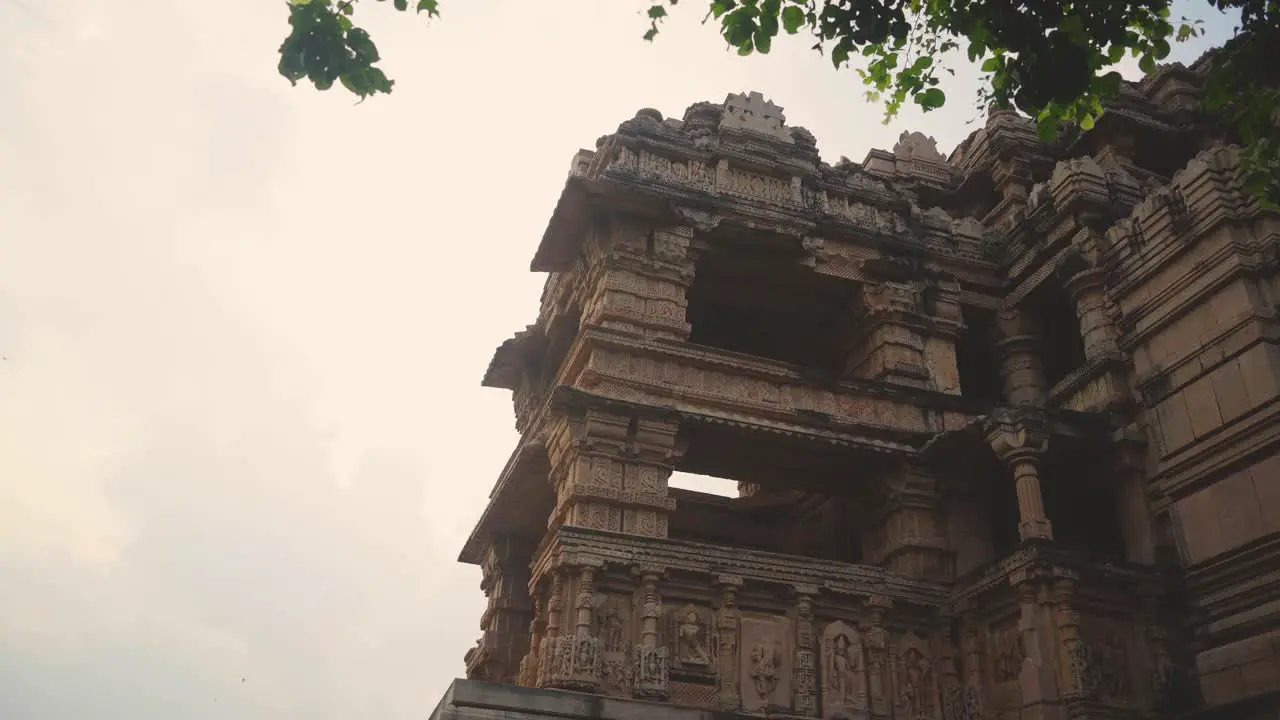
[740,613,794,713]
[892,632,940,720]
[986,621,1024,711]
[667,603,715,674]
[820,620,869,718]
[594,594,633,696]
[1081,616,1136,706]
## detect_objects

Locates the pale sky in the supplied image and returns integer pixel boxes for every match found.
[0,1,1236,718]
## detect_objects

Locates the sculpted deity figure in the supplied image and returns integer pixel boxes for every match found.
[750,642,782,700]
[676,606,710,665]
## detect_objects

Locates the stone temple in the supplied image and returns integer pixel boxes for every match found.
[432,58,1280,720]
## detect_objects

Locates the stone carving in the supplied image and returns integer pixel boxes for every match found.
[821,621,868,717]
[670,604,712,667]
[720,91,793,142]
[740,614,792,713]
[894,131,945,163]
[989,624,1024,684]
[893,633,937,720]
[594,594,631,694]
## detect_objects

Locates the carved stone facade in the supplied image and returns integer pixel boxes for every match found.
[452,55,1280,720]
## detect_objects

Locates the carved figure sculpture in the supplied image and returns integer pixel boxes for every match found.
[821,621,868,717]
[677,606,711,665]
[750,642,783,701]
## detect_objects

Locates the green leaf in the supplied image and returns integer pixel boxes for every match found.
[981,57,999,72]
[781,5,805,34]
[416,0,439,13]
[1080,113,1095,130]
[918,87,945,110]
[1139,54,1156,74]
[648,5,667,19]
[393,0,407,11]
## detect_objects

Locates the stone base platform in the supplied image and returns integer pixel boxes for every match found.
[430,680,746,720]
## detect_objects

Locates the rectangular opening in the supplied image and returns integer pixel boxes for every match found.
[685,242,856,374]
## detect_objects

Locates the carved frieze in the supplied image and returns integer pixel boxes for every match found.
[668,603,714,671]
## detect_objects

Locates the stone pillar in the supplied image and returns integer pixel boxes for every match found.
[545,561,604,692]
[1051,573,1097,701]
[985,409,1054,542]
[518,588,545,687]
[1113,426,1156,565]
[466,535,535,684]
[545,409,682,538]
[871,464,953,581]
[993,310,1048,406]
[633,568,669,700]
[1062,266,1120,362]
[792,585,819,717]
[844,275,964,393]
[715,575,743,710]
[959,609,986,720]
[865,596,892,720]
[536,571,566,688]
[581,222,697,342]
[936,624,964,720]
[1012,572,1064,720]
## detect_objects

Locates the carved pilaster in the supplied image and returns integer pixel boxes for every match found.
[715,576,743,710]
[873,464,953,582]
[466,535,535,684]
[959,612,985,720]
[1113,425,1156,565]
[1051,575,1097,701]
[1061,263,1120,362]
[865,596,892,720]
[993,310,1048,406]
[545,409,682,539]
[546,561,604,692]
[1011,572,1064,720]
[581,221,697,342]
[792,585,819,716]
[537,571,566,688]
[985,409,1053,542]
[843,273,964,394]
[518,585,545,687]
[633,569,669,700]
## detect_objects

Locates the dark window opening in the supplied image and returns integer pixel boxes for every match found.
[686,245,854,373]
[986,464,1022,557]
[536,304,581,390]
[956,308,1005,404]
[1042,456,1127,563]
[1026,283,1086,389]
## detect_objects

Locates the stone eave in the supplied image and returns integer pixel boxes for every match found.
[530,175,597,272]
[481,325,544,390]
[458,435,553,565]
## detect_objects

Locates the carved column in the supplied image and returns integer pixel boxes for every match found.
[985,410,1053,542]
[518,587,545,687]
[1050,573,1096,702]
[581,220,697,342]
[465,535,535,684]
[959,610,986,720]
[537,571,566,688]
[993,310,1048,406]
[872,464,953,582]
[936,623,964,720]
[545,408,682,538]
[633,568,669,700]
[1113,425,1156,565]
[715,575,743,710]
[865,596,892,720]
[545,560,604,692]
[1062,266,1120,362]
[1012,571,1064,720]
[792,585,819,716]
[843,274,964,394]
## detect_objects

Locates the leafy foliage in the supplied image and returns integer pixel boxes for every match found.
[277,0,1279,204]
